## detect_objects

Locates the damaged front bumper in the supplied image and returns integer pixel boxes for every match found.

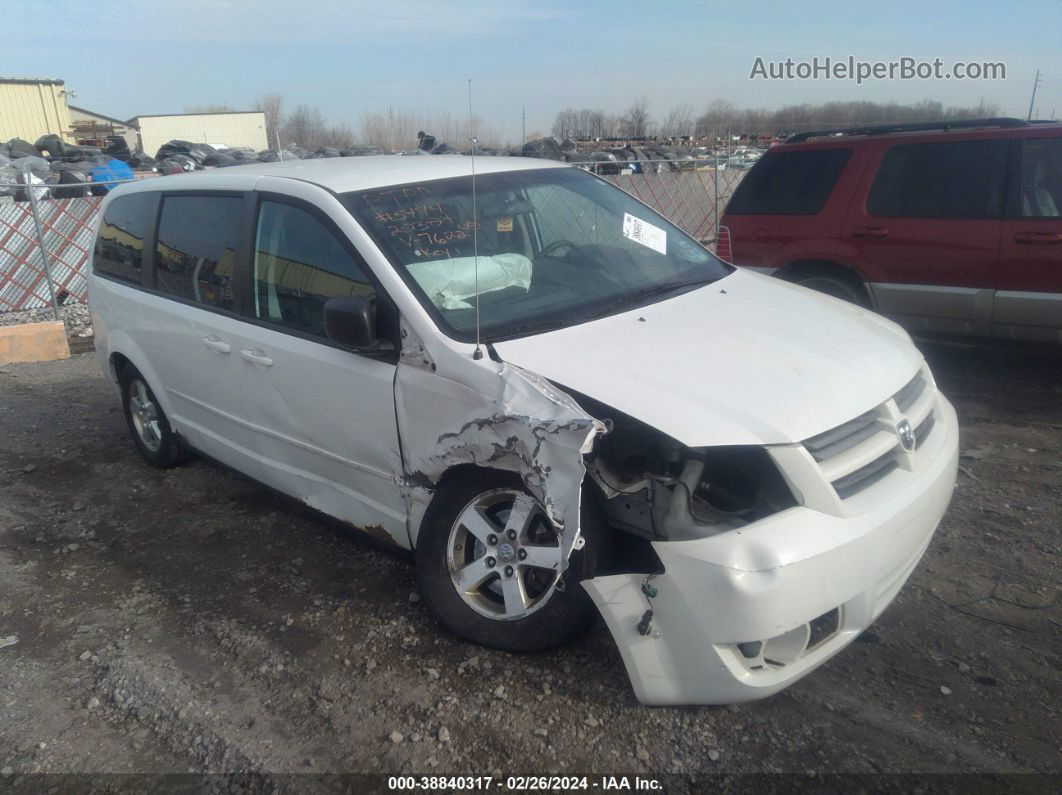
[583,395,959,705]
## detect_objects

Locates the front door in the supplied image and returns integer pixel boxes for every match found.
[234,191,407,544]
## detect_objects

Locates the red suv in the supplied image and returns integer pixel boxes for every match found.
[719,118,1062,343]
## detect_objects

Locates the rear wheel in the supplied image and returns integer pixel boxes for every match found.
[119,366,184,468]
[415,471,603,652]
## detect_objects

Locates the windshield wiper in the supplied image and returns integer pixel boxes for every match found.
[485,318,570,341]
[590,277,716,318]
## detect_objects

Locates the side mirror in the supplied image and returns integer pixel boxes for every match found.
[324,294,376,348]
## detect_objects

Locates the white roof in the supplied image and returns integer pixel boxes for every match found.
[117,155,569,196]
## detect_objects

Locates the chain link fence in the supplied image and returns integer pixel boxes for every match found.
[587,162,747,245]
[0,161,748,316]
[0,194,103,313]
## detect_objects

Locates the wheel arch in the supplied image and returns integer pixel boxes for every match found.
[776,259,876,308]
[103,332,178,423]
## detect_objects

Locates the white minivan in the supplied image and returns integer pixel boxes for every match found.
[89,156,959,705]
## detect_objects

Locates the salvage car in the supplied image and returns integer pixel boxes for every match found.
[88,156,959,704]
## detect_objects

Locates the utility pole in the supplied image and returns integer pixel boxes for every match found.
[1027,69,1041,120]
[521,107,525,145]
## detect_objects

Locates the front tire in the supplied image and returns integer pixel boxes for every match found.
[415,471,604,652]
[119,365,184,468]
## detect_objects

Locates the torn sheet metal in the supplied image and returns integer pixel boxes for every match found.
[398,317,435,371]
[395,322,606,562]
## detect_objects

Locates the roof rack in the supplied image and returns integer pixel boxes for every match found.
[785,117,1030,144]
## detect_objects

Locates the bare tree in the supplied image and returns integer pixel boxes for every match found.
[321,123,356,149]
[358,109,506,151]
[551,108,578,140]
[254,93,284,148]
[282,104,326,149]
[551,108,612,140]
[621,96,652,138]
[695,99,737,139]
[661,104,694,138]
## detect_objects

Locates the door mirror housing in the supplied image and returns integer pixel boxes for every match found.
[324,295,376,348]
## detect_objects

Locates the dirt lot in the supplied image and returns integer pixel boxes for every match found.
[0,339,1058,784]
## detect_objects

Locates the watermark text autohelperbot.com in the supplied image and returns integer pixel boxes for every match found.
[750,56,1006,83]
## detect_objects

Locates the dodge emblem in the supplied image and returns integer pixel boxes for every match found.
[896,419,916,452]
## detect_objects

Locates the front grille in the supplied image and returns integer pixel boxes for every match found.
[803,409,879,462]
[801,366,937,500]
[914,413,935,449]
[893,373,927,413]
[832,458,899,499]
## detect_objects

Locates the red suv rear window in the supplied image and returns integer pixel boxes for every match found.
[867,139,1008,218]
[725,148,851,215]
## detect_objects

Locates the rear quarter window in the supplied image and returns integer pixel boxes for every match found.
[94,194,155,283]
[725,148,852,215]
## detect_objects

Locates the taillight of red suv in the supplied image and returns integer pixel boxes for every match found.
[715,225,732,263]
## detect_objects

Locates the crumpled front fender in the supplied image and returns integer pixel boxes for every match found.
[394,318,606,563]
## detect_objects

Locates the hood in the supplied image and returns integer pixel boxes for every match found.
[492,269,922,446]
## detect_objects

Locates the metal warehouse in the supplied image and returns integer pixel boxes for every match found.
[129,111,268,156]
[0,77,72,142]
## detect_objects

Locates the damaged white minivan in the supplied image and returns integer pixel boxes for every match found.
[89,156,958,705]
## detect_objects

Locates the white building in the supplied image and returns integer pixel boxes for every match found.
[128,111,268,157]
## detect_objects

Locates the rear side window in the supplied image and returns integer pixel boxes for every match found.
[868,140,1007,218]
[725,148,851,215]
[1018,137,1062,218]
[253,200,376,338]
[155,195,243,310]
[94,194,154,283]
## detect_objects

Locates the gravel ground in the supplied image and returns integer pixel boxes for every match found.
[0,339,1058,785]
[0,301,93,341]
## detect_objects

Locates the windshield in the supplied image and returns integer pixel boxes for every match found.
[342,167,731,341]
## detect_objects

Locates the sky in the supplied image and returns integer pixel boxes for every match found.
[7,0,1061,144]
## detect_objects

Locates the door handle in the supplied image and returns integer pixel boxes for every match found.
[852,226,890,238]
[1013,231,1062,245]
[201,336,231,354]
[240,348,274,367]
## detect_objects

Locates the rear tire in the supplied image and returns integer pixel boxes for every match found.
[793,272,869,307]
[415,470,605,652]
[119,365,184,468]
